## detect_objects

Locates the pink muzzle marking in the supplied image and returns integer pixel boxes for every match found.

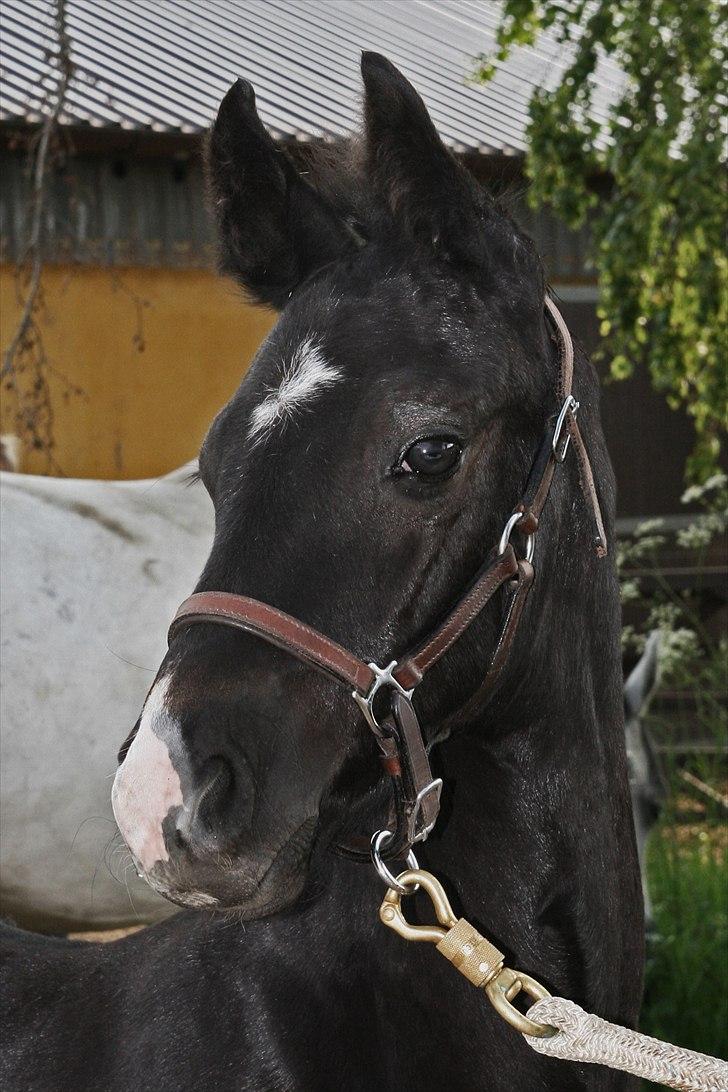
[111,678,183,872]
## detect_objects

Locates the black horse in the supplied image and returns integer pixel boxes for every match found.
[1,55,643,1091]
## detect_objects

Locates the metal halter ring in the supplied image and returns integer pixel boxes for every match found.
[498,512,535,564]
[370,829,420,895]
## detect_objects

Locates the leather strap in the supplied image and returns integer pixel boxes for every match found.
[513,419,561,535]
[569,420,608,556]
[169,592,376,695]
[392,545,519,689]
[335,692,440,863]
[545,295,574,398]
[390,691,440,848]
[536,297,607,556]
[335,721,408,862]
[170,547,520,698]
[481,559,535,697]
[433,559,536,740]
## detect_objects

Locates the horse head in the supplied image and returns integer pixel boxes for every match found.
[112,54,611,915]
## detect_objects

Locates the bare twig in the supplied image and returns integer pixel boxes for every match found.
[1,0,73,467]
[679,769,728,811]
[2,0,72,379]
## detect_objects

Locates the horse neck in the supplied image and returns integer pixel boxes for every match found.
[421,529,628,907]
[324,510,641,1026]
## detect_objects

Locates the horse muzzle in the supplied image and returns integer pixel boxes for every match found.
[111,675,318,915]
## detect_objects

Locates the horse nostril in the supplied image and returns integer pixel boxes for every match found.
[195,756,235,823]
[172,756,236,853]
[172,826,189,852]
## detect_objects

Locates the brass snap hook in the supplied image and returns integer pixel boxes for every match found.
[379,869,458,944]
[379,869,556,1039]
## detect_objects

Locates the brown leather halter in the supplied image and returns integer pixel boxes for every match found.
[168,297,606,862]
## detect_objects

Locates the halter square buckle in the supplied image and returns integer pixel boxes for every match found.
[410,777,444,844]
[552,395,579,463]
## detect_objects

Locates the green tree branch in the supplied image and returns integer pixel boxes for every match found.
[476,0,727,480]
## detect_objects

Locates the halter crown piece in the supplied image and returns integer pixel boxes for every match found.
[169,297,606,864]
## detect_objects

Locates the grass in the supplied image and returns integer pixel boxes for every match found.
[640,784,727,1084]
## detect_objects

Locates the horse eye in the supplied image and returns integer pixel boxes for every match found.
[398,437,462,478]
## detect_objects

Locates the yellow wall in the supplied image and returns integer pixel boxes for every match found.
[0,264,275,479]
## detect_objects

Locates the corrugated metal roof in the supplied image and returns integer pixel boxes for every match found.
[0,147,595,276]
[0,0,623,155]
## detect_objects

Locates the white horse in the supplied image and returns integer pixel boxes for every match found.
[0,464,213,930]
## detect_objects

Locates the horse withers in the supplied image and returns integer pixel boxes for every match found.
[1,55,643,1091]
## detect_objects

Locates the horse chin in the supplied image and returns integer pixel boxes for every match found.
[142,815,317,920]
[220,871,309,921]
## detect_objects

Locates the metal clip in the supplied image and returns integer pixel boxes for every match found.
[379,869,556,1039]
[552,395,579,462]
[379,869,457,943]
[352,661,414,736]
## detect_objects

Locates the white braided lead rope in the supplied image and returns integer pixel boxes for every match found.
[524,997,728,1092]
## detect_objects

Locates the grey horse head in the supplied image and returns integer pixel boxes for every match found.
[624,631,666,930]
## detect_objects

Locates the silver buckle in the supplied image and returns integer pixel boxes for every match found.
[352,660,414,736]
[410,777,444,844]
[552,395,579,462]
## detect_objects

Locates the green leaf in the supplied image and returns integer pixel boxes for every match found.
[473,0,727,481]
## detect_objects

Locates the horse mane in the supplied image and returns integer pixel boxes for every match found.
[295,136,544,287]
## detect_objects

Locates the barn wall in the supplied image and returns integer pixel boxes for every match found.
[0,263,701,515]
[0,264,274,479]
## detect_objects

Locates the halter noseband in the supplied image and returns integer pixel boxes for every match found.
[168,297,606,862]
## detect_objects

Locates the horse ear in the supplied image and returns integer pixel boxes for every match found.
[361,53,489,266]
[207,80,356,309]
[361,52,543,300]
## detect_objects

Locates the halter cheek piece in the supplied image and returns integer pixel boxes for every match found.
[168,297,606,863]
